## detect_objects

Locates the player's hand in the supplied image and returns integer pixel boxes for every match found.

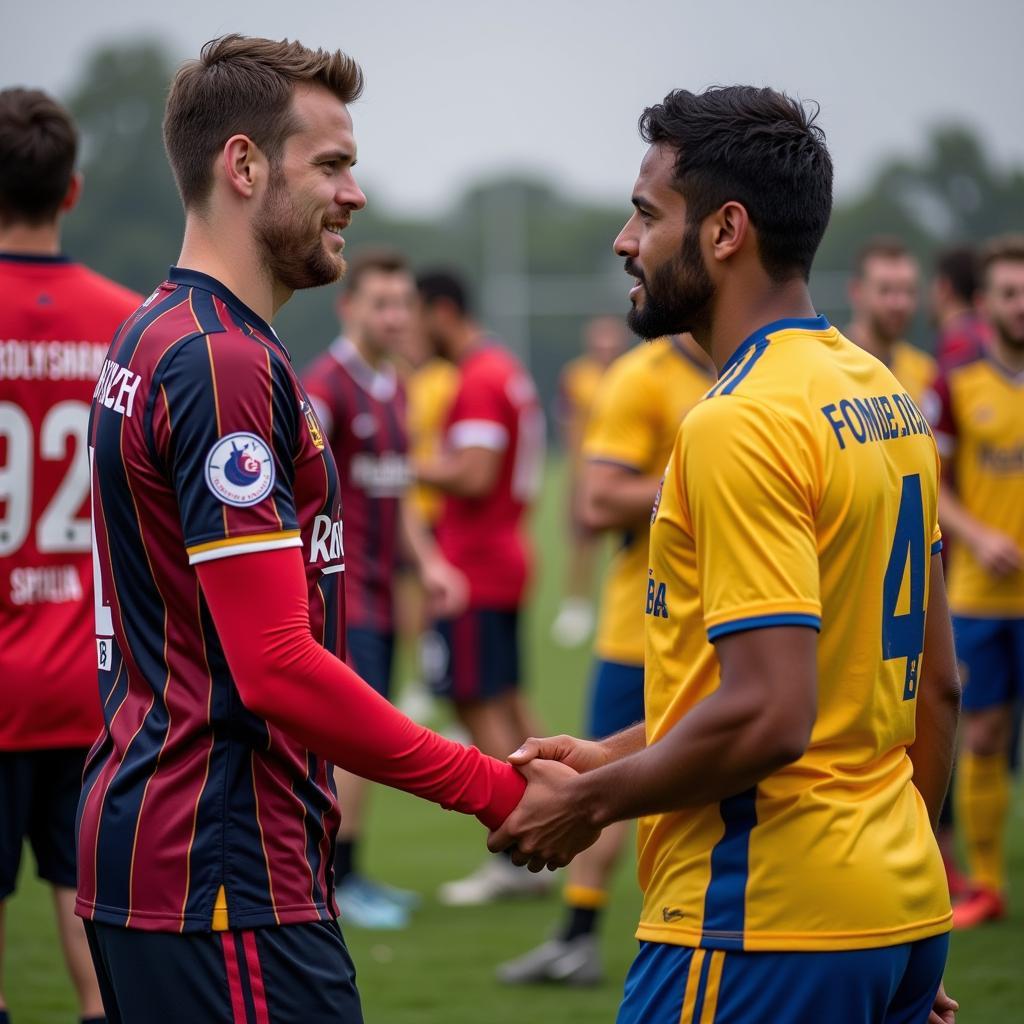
[928,980,958,1024]
[420,555,469,619]
[486,759,600,871]
[969,526,1023,577]
[507,734,609,774]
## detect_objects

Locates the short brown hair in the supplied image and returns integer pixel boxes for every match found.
[343,248,409,294]
[163,34,364,209]
[0,88,78,226]
[854,236,911,277]
[980,234,1024,282]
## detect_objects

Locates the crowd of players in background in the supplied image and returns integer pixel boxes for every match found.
[0,78,1022,1022]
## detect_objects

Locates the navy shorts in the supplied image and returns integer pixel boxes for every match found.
[429,608,520,704]
[617,934,949,1024]
[953,615,1024,711]
[85,918,363,1024]
[346,627,395,700]
[0,746,85,897]
[586,660,645,739]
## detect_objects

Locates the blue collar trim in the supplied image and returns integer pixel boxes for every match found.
[720,315,830,377]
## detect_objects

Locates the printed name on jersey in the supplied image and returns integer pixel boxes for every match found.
[9,564,84,606]
[351,412,377,439]
[646,571,669,619]
[204,432,276,507]
[351,451,411,496]
[93,358,142,418]
[300,400,325,450]
[0,339,107,381]
[651,474,665,524]
[309,513,345,569]
[820,391,931,450]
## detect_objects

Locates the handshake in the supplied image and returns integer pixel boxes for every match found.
[485,733,614,873]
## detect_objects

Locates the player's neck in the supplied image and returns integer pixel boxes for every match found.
[703,278,817,373]
[347,331,385,371]
[848,319,895,364]
[177,217,288,325]
[0,220,62,256]
[447,323,483,364]
[993,332,1024,374]
[939,301,971,327]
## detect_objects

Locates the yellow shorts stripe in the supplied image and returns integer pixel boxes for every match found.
[678,949,706,1024]
[699,951,726,1024]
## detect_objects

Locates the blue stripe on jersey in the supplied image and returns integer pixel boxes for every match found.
[701,786,759,949]
[716,339,770,396]
[296,751,332,910]
[707,613,822,642]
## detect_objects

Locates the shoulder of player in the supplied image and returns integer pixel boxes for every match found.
[68,262,143,312]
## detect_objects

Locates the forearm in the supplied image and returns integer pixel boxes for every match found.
[581,467,661,531]
[197,549,524,828]
[937,479,980,545]
[598,723,647,764]
[577,689,802,827]
[399,497,436,572]
[908,676,960,828]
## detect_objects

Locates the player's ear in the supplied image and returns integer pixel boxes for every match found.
[60,171,83,215]
[708,201,749,265]
[221,135,264,200]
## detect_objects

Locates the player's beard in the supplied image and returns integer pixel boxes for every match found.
[869,310,908,346]
[254,165,344,292]
[627,221,714,340]
[992,311,1024,353]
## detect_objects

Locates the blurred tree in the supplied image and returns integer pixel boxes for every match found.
[63,40,182,292]
[57,37,1024,407]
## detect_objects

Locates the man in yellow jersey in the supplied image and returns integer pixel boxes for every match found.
[927,235,1024,930]
[491,86,961,1024]
[499,334,713,984]
[550,316,630,648]
[849,237,937,406]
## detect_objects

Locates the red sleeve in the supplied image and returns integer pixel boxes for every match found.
[196,547,526,829]
[922,372,956,459]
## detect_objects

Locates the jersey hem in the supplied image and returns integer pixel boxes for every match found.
[635,911,952,951]
[948,604,1024,619]
[76,896,334,932]
[593,642,644,666]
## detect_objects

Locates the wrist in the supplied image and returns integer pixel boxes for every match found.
[572,768,616,829]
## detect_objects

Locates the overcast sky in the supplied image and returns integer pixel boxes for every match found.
[4,0,1022,214]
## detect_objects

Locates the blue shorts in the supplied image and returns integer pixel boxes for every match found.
[0,746,85,897]
[346,627,395,700]
[617,935,949,1024]
[586,660,645,739]
[952,615,1024,711]
[85,919,363,1024]
[430,608,520,704]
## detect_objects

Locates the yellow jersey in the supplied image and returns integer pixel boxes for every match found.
[582,338,714,665]
[558,355,606,455]
[928,351,1024,616]
[640,316,950,952]
[889,341,938,408]
[407,358,459,525]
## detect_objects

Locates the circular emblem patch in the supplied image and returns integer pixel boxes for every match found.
[205,432,275,507]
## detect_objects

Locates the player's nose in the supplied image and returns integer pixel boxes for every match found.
[613,218,639,258]
[336,171,366,212]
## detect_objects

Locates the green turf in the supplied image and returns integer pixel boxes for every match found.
[4,459,1023,1022]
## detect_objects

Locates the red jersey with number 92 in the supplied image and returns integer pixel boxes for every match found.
[0,253,140,750]
[437,343,545,608]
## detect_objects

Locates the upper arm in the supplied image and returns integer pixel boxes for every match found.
[445,369,510,495]
[154,336,301,565]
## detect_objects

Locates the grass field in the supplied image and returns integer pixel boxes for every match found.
[4,459,1024,1023]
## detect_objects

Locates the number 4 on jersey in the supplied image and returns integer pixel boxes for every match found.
[882,474,927,701]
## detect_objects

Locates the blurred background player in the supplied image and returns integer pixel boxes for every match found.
[498,333,714,985]
[549,316,629,648]
[0,87,140,1024]
[931,245,993,365]
[302,249,469,930]
[415,270,549,906]
[847,236,937,404]
[929,234,1024,929]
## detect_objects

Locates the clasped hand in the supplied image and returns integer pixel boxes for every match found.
[486,734,607,872]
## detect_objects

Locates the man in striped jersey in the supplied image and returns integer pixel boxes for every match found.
[76,35,548,1024]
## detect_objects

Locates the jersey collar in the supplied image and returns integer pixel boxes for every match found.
[0,251,72,264]
[720,315,830,377]
[167,266,286,357]
[330,335,398,402]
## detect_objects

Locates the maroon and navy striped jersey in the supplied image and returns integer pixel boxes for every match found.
[76,267,345,933]
[302,338,408,632]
